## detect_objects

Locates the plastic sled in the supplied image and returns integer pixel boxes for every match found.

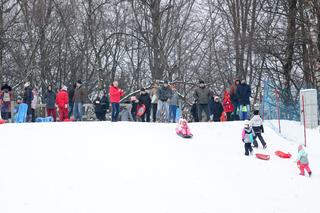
[256,153,270,160]
[15,103,28,123]
[177,133,193,139]
[175,108,181,123]
[275,151,292,159]
[35,117,45,122]
[64,118,74,122]
[45,116,54,122]
[136,104,146,117]
[0,119,6,124]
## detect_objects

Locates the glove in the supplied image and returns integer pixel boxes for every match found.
[242,139,244,143]
[65,104,68,109]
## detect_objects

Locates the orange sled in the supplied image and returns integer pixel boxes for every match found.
[275,151,292,159]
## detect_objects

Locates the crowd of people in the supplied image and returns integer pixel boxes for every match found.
[0,78,253,123]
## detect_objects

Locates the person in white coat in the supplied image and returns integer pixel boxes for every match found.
[250,110,267,149]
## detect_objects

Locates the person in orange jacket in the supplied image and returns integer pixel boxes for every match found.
[222,90,234,121]
[109,81,124,122]
[56,85,69,121]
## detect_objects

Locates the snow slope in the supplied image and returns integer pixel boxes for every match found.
[0,121,319,213]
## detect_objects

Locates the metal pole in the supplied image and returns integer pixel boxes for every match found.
[276,89,281,133]
[302,95,307,147]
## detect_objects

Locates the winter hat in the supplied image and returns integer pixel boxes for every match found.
[62,85,68,91]
[199,80,205,84]
[77,79,82,84]
[24,82,30,88]
[244,120,250,127]
[130,96,137,102]
[163,80,169,84]
[298,145,304,152]
[253,110,260,115]
[140,88,145,92]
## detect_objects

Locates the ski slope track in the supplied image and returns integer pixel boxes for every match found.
[0,121,319,213]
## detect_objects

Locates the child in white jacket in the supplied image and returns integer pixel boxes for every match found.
[250,110,267,149]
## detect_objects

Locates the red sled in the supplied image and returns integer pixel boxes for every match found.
[275,151,292,159]
[64,118,75,122]
[255,153,270,160]
[0,119,5,124]
[136,104,146,117]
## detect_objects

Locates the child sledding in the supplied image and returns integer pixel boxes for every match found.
[176,118,193,138]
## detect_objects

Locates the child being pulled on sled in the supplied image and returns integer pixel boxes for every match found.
[242,120,255,156]
[250,110,267,149]
[176,118,193,137]
[296,145,312,177]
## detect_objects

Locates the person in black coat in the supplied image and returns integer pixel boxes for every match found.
[236,80,251,120]
[209,96,224,122]
[190,100,199,122]
[138,88,151,122]
[23,82,33,122]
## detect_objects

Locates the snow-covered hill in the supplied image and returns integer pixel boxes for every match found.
[0,121,319,213]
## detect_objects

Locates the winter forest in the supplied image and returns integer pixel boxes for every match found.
[1,0,320,106]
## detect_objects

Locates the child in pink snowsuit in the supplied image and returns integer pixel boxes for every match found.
[296,145,312,176]
[176,118,192,137]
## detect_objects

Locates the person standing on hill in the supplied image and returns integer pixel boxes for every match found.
[156,80,173,122]
[236,80,251,120]
[56,86,69,121]
[0,83,13,120]
[23,82,33,122]
[138,88,151,122]
[193,80,211,122]
[209,96,224,122]
[31,88,38,122]
[44,85,56,121]
[222,90,234,121]
[230,79,240,120]
[109,80,124,122]
[150,82,159,122]
[68,83,76,118]
[169,85,179,123]
[73,80,86,121]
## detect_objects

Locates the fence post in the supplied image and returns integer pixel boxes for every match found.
[302,95,307,147]
[275,89,281,133]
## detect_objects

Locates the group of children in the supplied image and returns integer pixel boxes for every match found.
[241,109,312,177]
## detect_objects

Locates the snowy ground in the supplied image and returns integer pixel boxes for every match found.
[0,120,319,213]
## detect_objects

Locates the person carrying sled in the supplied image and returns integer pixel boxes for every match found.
[109,80,124,122]
[250,110,267,149]
[176,118,193,138]
[242,120,255,156]
[56,85,69,121]
[296,145,312,177]
[138,88,151,122]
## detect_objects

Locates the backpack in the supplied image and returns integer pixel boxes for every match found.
[3,92,10,102]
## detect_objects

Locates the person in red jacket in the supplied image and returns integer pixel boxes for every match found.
[222,90,234,121]
[56,85,69,121]
[109,81,124,122]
